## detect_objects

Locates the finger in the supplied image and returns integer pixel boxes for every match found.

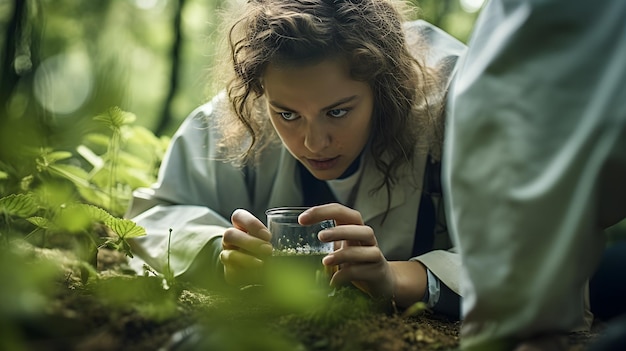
[298,203,364,226]
[222,227,273,258]
[328,263,381,287]
[333,240,342,251]
[231,208,272,241]
[329,263,391,297]
[221,250,264,286]
[219,249,264,269]
[322,246,384,267]
[317,225,378,246]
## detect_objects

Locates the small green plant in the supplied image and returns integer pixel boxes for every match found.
[0,107,168,263]
[0,106,170,349]
[0,191,146,266]
[75,107,169,216]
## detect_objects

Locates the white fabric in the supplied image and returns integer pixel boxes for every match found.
[444,0,626,347]
[326,155,364,205]
[425,269,441,308]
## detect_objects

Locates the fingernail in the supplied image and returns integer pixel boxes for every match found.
[298,213,308,224]
[322,254,334,265]
[318,229,331,241]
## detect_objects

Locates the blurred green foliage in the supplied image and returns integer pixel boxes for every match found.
[0,0,479,138]
[2,2,625,350]
[0,1,480,349]
[0,105,168,263]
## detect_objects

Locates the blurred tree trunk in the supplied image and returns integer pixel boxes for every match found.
[155,0,186,136]
[0,0,43,119]
[0,0,48,172]
[0,0,26,109]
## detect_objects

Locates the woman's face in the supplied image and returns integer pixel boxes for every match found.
[262,59,374,180]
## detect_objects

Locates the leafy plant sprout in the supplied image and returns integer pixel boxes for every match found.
[0,107,168,264]
[93,107,133,213]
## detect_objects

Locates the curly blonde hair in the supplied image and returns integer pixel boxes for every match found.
[216,0,446,194]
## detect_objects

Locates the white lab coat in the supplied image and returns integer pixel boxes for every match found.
[444,0,626,347]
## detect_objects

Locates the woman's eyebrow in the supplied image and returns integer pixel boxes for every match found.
[267,100,295,111]
[268,95,358,112]
[321,95,357,111]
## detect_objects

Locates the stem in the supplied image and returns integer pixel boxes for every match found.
[167,228,172,275]
[108,128,120,213]
[23,225,44,244]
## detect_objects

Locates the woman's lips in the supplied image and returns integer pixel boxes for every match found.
[306,157,339,171]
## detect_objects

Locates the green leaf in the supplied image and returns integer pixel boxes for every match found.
[45,151,73,164]
[27,216,51,229]
[83,133,111,149]
[75,185,109,209]
[84,204,115,223]
[117,150,151,169]
[48,164,91,188]
[20,175,34,191]
[116,168,153,189]
[94,107,137,130]
[0,193,38,217]
[128,125,159,145]
[36,150,73,171]
[0,170,8,180]
[105,217,146,239]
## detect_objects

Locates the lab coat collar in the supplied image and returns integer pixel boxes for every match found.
[267,145,426,224]
[353,150,424,223]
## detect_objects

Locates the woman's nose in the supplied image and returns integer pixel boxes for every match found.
[303,122,331,153]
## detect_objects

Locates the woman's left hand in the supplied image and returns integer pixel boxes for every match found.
[298,203,395,299]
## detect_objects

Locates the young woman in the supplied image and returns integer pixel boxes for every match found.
[126,0,466,318]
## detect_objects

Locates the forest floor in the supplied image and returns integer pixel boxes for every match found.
[16,248,605,351]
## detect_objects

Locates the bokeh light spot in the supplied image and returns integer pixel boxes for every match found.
[460,0,485,13]
[33,51,93,115]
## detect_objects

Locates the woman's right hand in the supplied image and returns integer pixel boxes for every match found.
[219,209,273,286]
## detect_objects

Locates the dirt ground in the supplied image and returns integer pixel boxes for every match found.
[16,248,604,351]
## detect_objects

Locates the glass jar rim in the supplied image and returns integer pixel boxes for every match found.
[265,206,310,217]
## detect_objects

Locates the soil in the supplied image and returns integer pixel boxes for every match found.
[15,248,606,351]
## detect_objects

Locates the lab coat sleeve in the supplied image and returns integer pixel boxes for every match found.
[401,19,464,300]
[412,168,462,318]
[413,187,461,316]
[444,0,626,346]
[412,249,460,296]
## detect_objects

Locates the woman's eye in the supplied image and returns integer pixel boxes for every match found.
[328,109,348,118]
[279,112,299,121]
